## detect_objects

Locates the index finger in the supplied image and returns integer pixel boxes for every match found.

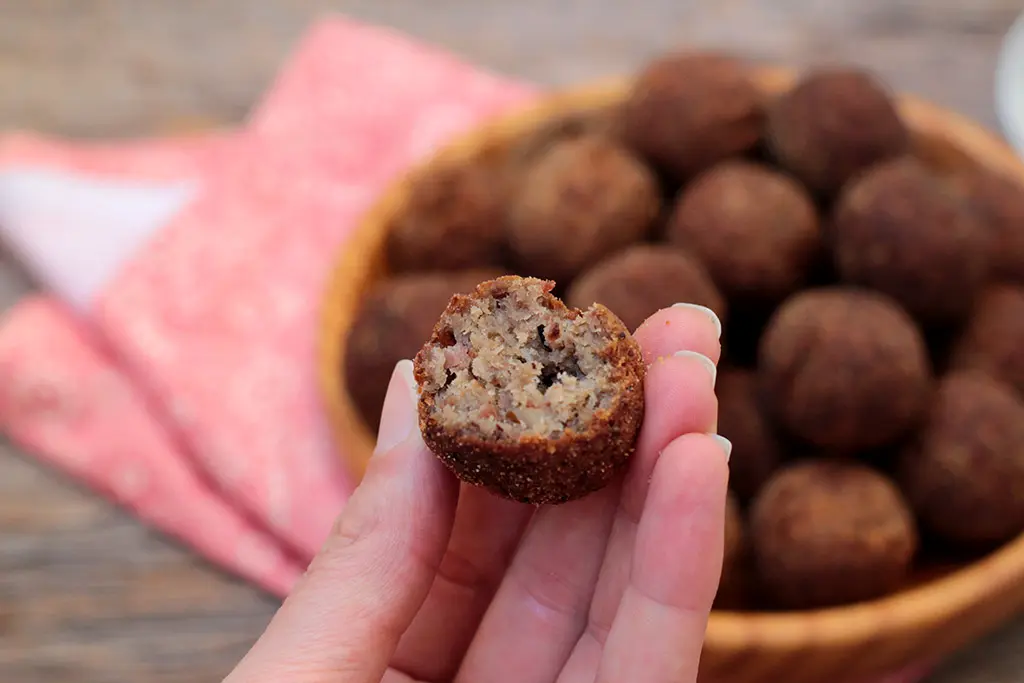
[633,303,722,365]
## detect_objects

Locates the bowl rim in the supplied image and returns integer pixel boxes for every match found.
[319,66,1024,648]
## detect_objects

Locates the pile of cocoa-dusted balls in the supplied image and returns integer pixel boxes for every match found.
[343,51,1024,612]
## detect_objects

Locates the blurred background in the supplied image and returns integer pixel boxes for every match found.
[0,1,1022,681]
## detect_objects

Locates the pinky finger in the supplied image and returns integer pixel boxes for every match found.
[595,433,730,683]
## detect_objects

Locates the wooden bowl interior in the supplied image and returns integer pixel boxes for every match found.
[319,66,1024,680]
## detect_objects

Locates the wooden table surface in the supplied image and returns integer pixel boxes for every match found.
[1,1,1023,681]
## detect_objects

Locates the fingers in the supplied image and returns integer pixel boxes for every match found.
[390,484,533,681]
[224,361,459,683]
[634,303,722,366]
[596,434,730,683]
[454,482,620,683]
[557,355,720,682]
[557,308,721,683]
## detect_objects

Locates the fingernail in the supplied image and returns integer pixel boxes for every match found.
[673,350,717,387]
[672,303,722,339]
[374,360,422,456]
[708,434,732,462]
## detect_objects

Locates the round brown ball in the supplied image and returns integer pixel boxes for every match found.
[506,105,616,173]
[414,276,646,504]
[898,372,1024,547]
[506,135,661,282]
[750,459,918,609]
[831,158,989,324]
[949,168,1024,284]
[386,160,507,273]
[949,285,1024,398]
[716,368,783,501]
[618,52,764,180]
[344,269,503,432]
[758,287,931,451]
[565,244,727,333]
[666,160,821,303]
[766,68,909,196]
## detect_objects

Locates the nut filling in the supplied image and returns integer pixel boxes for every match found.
[418,278,622,439]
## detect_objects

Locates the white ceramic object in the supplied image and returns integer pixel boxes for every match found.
[996,10,1024,157]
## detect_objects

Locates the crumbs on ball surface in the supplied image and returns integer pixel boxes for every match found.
[666,160,821,304]
[766,68,909,196]
[413,276,646,504]
[617,52,764,180]
[385,159,508,273]
[565,244,727,333]
[344,269,504,432]
[831,157,989,324]
[899,372,1024,548]
[757,287,932,451]
[506,134,661,282]
[751,459,918,610]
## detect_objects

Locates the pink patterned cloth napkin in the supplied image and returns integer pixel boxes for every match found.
[0,15,929,682]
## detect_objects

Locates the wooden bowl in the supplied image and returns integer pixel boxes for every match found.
[319,67,1024,682]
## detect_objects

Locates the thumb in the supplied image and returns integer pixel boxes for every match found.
[226,360,459,683]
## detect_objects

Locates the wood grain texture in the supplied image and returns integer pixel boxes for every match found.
[1,1,1022,681]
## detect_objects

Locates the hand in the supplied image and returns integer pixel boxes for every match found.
[225,304,730,683]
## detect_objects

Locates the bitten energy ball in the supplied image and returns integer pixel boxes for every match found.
[949,168,1024,284]
[716,368,783,502]
[766,68,909,196]
[832,158,989,324]
[506,134,661,282]
[950,286,1024,397]
[414,276,646,504]
[666,160,821,303]
[898,372,1024,547]
[386,160,507,273]
[751,460,918,609]
[758,288,931,451]
[344,270,502,432]
[618,52,763,180]
[565,244,727,333]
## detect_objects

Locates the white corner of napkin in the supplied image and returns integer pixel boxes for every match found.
[0,169,195,312]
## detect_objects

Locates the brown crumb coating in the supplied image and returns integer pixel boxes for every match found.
[343,269,503,432]
[716,368,783,502]
[948,168,1024,285]
[386,160,508,273]
[766,68,909,196]
[949,285,1024,398]
[565,244,727,333]
[751,459,918,609]
[414,276,646,504]
[617,52,764,180]
[758,287,932,451]
[831,157,989,324]
[506,134,661,282]
[899,372,1024,548]
[666,160,821,303]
